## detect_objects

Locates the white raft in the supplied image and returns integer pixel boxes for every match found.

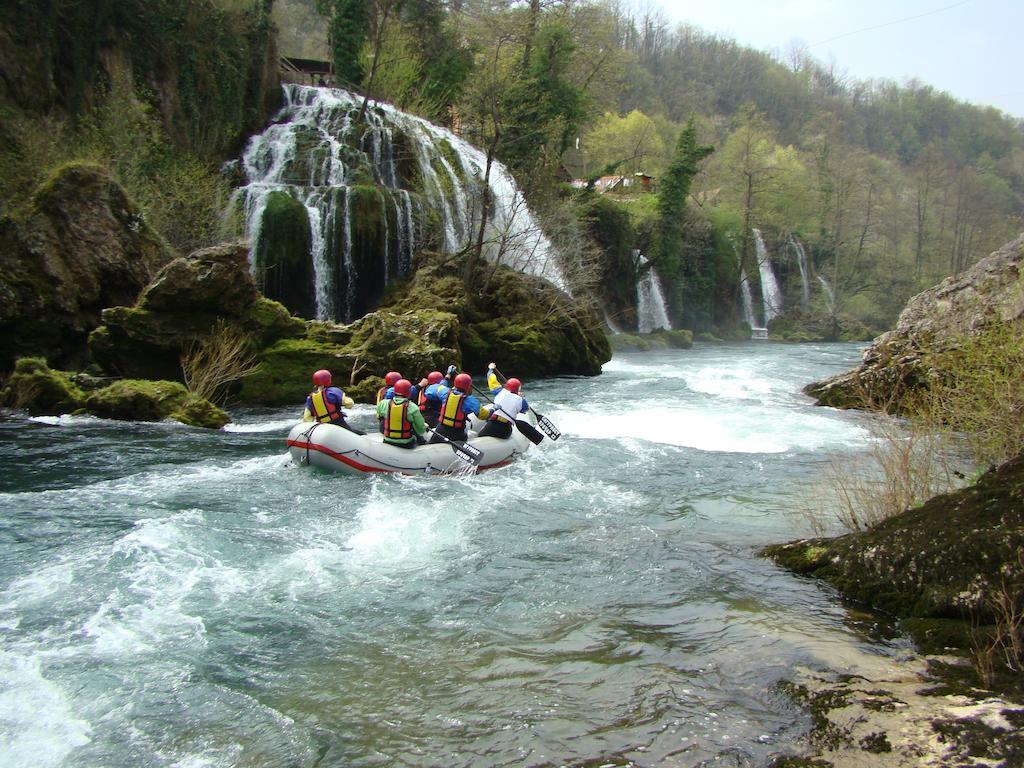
[286,421,531,475]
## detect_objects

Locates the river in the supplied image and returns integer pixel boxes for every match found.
[0,342,910,767]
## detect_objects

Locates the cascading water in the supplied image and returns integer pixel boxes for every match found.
[818,274,836,313]
[788,235,810,311]
[753,229,783,324]
[235,85,562,322]
[636,252,672,333]
[739,269,757,329]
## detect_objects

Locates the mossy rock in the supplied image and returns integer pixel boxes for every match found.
[84,379,229,428]
[252,191,315,319]
[0,357,85,415]
[762,451,1024,649]
[608,328,693,352]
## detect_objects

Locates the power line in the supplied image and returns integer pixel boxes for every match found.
[809,0,973,47]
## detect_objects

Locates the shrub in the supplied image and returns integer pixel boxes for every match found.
[180,320,262,403]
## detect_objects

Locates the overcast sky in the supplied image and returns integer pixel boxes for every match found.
[651,0,1024,118]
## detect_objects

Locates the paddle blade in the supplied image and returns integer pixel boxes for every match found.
[535,412,560,440]
[515,419,544,445]
[449,440,483,465]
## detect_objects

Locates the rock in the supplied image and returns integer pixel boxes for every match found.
[89,241,305,380]
[608,328,694,352]
[85,379,229,428]
[384,254,611,378]
[238,309,461,405]
[762,451,1024,632]
[806,234,1024,410]
[0,163,171,371]
[0,357,86,415]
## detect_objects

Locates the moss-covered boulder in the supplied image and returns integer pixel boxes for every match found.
[763,451,1024,632]
[251,191,315,319]
[85,379,229,428]
[0,163,171,372]
[239,309,460,405]
[608,328,695,352]
[805,233,1024,411]
[383,253,611,378]
[0,357,86,415]
[89,241,305,380]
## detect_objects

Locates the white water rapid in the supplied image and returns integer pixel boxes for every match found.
[236,85,563,321]
[636,252,672,332]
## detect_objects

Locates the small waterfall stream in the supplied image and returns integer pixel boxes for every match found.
[235,85,562,322]
[789,235,810,311]
[636,252,672,333]
[753,229,783,324]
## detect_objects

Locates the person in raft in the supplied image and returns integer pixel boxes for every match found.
[477,376,528,439]
[417,370,445,428]
[376,371,402,404]
[431,372,489,444]
[376,378,427,448]
[303,369,364,434]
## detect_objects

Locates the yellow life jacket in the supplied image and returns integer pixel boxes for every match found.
[310,390,341,423]
[440,391,467,428]
[383,400,413,441]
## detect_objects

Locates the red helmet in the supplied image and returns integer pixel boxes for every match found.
[427,371,443,385]
[505,377,522,394]
[454,372,472,392]
[393,378,412,397]
[312,369,332,386]
[384,371,401,386]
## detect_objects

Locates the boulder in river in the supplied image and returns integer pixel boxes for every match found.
[806,233,1024,411]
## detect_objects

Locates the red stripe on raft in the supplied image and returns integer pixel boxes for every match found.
[287,439,515,474]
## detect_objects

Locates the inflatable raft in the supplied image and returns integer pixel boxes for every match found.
[286,421,532,475]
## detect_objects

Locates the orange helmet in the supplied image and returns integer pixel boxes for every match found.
[313,369,332,386]
[505,378,522,394]
[393,378,412,397]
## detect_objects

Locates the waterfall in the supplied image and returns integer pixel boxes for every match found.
[235,84,563,322]
[753,229,783,324]
[636,252,672,333]
[817,275,836,313]
[739,269,757,329]
[788,235,810,311]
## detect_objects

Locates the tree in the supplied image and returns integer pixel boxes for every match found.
[652,116,713,326]
[583,109,667,177]
[318,0,370,88]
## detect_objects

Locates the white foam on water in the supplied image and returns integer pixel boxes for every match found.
[553,404,869,454]
[682,366,776,400]
[0,652,92,767]
[222,418,301,433]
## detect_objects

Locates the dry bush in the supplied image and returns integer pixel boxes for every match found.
[180,320,261,403]
[803,418,962,535]
[971,548,1024,687]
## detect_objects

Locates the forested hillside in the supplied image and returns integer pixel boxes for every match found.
[281,1,1023,336]
[3,0,1022,338]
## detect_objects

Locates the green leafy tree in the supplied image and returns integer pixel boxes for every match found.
[652,116,713,326]
[318,0,369,87]
[583,109,667,177]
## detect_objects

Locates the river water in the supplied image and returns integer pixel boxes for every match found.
[0,343,909,767]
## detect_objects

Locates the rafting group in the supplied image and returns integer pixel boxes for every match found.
[287,363,559,475]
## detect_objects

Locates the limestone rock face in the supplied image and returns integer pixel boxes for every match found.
[89,241,305,380]
[806,233,1024,409]
[0,163,171,371]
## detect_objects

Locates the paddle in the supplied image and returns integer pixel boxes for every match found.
[492,368,561,441]
[472,386,544,445]
[425,427,483,465]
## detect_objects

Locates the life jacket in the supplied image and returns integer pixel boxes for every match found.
[310,389,342,423]
[417,387,428,408]
[375,386,387,404]
[440,391,467,429]
[383,399,413,441]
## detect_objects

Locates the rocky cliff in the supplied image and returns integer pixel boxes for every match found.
[0,163,171,371]
[806,233,1024,411]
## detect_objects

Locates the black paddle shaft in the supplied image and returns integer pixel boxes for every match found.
[425,427,483,464]
[472,386,545,446]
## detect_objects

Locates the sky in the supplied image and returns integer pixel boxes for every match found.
[652,0,1024,118]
